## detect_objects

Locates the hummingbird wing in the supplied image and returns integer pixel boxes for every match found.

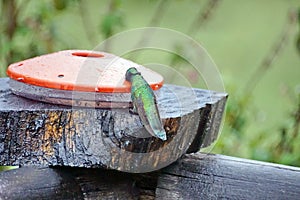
[134,93,167,141]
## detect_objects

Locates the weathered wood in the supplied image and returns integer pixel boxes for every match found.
[0,166,157,200]
[156,153,300,200]
[1,153,300,199]
[0,167,84,199]
[0,78,227,172]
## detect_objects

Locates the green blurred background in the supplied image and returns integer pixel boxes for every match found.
[1,0,300,169]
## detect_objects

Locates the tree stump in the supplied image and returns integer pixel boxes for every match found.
[0,78,227,172]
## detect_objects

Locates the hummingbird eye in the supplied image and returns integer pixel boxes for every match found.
[125,70,132,81]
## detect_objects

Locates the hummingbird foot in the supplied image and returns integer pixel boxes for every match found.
[129,107,139,115]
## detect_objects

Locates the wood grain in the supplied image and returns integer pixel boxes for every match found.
[0,78,227,172]
[156,153,300,199]
[0,166,156,200]
[1,153,300,199]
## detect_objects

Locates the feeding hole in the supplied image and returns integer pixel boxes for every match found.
[72,52,104,58]
[58,74,64,78]
[17,63,23,67]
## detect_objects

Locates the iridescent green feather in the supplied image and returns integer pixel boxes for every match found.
[125,67,167,141]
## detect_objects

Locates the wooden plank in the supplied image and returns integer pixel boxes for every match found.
[156,153,300,200]
[0,78,227,173]
[1,153,300,199]
[0,166,158,200]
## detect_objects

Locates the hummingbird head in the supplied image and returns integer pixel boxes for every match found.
[125,67,141,81]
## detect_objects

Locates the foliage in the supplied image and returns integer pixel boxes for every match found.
[213,7,300,167]
[100,0,124,38]
[1,0,66,76]
[297,8,300,54]
[0,0,299,169]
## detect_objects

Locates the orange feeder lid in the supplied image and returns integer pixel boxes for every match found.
[7,50,164,93]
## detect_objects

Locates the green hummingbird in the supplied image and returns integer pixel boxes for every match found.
[125,67,167,141]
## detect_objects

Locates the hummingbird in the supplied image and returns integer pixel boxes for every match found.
[125,67,167,141]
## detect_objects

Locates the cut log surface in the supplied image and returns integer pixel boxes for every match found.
[0,78,227,172]
[1,153,300,200]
